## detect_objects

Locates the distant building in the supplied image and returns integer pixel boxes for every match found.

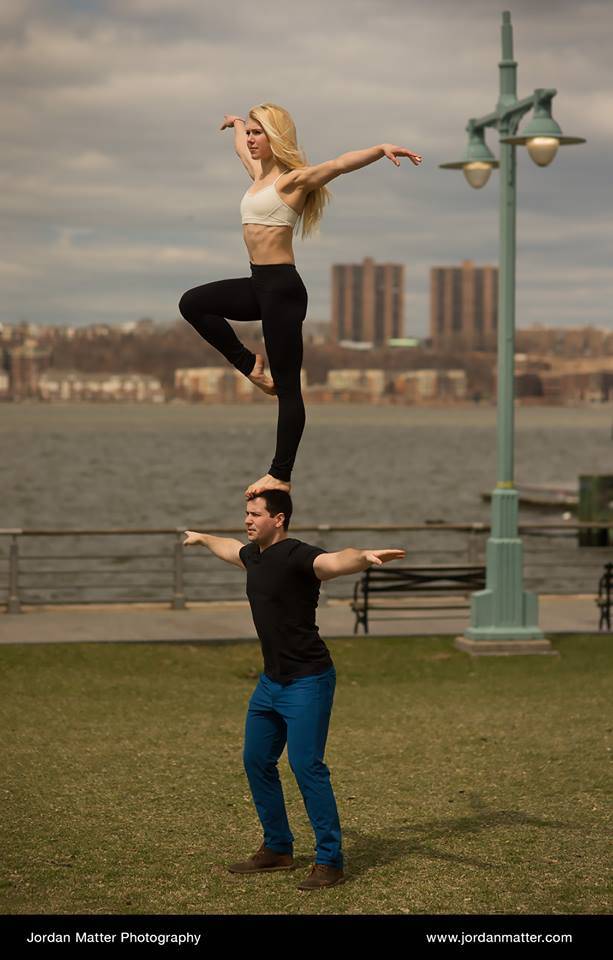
[326,369,385,398]
[537,370,611,404]
[322,368,467,403]
[8,340,52,399]
[430,259,498,351]
[388,337,421,349]
[338,340,373,351]
[515,325,613,358]
[175,367,231,400]
[304,320,332,345]
[118,318,156,336]
[82,324,112,339]
[38,371,165,402]
[394,369,467,403]
[174,367,307,402]
[331,257,404,346]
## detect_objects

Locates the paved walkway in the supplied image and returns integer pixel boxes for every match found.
[0,595,602,645]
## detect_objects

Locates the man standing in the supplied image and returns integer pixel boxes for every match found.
[184,490,404,890]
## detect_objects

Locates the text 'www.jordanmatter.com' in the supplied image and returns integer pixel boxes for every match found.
[425,930,573,945]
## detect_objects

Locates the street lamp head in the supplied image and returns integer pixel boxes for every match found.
[499,88,585,166]
[462,162,494,189]
[524,137,559,166]
[439,120,499,189]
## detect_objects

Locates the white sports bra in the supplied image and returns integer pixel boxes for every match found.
[240,171,300,229]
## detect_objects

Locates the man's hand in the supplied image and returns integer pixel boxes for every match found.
[364,549,406,566]
[183,530,203,546]
[183,531,244,567]
[314,546,406,581]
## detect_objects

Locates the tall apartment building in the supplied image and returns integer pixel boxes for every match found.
[430,259,498,351]
[7,340,52,399]
[331,257,404,345]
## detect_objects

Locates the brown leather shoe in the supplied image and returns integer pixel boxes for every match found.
[228,842,295,874]
[297,863,345,890]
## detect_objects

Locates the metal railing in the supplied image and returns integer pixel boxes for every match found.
[1,522,611,613]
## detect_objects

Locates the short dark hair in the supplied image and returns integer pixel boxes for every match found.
[253,489,293,530]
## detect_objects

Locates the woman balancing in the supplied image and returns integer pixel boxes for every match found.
[179,102,422,498]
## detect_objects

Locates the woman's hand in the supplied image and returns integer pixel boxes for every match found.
[220,114,245,130]
[381,144,423,167]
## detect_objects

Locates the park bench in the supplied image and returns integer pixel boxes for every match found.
[351,563,487,634]
[596,562,612,631]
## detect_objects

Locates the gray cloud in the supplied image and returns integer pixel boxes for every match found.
[1,0,611,333]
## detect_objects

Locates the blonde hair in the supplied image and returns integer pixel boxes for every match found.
[248,102,330,240]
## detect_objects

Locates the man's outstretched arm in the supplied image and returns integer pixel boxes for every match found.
[183,530,245,568]
[313,548,406,582]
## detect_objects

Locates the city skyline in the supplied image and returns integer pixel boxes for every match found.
[3,313,612,405]
[2,0,612,334]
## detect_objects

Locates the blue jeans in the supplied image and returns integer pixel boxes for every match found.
[243,666,343,869]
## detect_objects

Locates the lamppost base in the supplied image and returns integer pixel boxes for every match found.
[465,587,544,639]
[454,634,558,656]
[455,584,557,655]
[458,525,556,654]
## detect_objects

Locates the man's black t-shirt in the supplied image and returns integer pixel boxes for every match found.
[239,537,334,684]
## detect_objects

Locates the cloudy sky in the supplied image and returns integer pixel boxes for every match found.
[2,0,611,335]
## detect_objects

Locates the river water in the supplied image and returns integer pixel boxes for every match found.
[1,402,610,602]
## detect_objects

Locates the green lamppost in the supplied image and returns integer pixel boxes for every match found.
[439,10,585,655]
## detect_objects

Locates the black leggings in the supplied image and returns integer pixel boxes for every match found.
[178,262,308,482]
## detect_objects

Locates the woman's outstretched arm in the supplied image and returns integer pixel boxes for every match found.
[291,143,422,192]
[220,114,260,179]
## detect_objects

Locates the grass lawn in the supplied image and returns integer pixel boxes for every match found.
[0,635,610,915]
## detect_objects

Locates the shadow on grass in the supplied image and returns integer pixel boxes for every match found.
[340,793,575,879]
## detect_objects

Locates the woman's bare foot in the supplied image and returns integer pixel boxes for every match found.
[247,354,276,395]
[245,474,291,499]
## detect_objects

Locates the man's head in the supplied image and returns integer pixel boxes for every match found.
[245,490,293,546]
